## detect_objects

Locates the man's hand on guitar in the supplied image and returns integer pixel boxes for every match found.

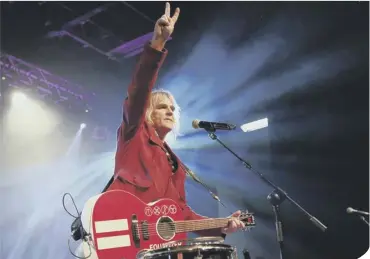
[222,210,246,234]
[151,2,180,51]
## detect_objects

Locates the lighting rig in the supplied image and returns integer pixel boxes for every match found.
[0,53,112,142]
[45,2,171,62]
[0,53,92,113]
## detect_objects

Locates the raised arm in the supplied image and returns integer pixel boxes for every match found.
[123,44,167,129]
[123,2,180,135]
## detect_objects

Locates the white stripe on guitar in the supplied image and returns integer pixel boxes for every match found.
[96,235,131,250]
[94,219,129,233]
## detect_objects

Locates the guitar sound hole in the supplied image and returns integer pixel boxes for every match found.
[156,216,175,241]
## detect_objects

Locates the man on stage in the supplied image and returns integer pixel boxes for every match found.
[107,2,244,237]
[75,3,245,258]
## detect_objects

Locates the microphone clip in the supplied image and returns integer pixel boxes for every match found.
[347,207,370,227]
[359,216,370,227]
[347,207,370,216]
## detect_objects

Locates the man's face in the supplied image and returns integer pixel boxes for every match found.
[151,96,175,135]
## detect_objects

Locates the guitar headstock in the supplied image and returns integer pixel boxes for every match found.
[239,211,256,231]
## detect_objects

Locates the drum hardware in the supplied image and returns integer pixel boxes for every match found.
[202,128,328,259]
[136,237,237,259]
[194,249,203,259]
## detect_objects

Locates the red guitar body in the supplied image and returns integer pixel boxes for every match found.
[81,190,187,259]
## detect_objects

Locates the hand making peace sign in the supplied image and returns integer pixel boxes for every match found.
[151,2,180,50]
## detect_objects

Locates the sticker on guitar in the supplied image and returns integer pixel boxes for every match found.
[144,206,153,216]
[144,205,177,216]
[149,242,182,250]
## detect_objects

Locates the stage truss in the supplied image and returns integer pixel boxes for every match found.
[0,54,111,141]
[0,53,92,112]
[45,2,171,62]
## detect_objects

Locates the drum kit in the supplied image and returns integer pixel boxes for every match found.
[136,237,238,259]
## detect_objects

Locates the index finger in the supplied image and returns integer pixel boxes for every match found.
[171,7,180,24]
[165,2,170,17]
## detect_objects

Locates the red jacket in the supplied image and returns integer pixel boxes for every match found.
[107,43,222,237]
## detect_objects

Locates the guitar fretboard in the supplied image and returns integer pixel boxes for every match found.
[174,218,229,233]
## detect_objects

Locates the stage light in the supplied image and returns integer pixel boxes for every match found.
[1,76,5,80]
[241,118,268,132]
[80,123,86,129]
[6,93,59,136]
[11,92,27,105]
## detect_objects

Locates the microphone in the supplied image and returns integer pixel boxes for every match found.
[346,207,369,216]
[192,119,236,131]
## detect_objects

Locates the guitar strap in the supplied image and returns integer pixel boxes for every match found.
[179,163,228,239]
[101,176,114,193]
[180,163,202,183]
[180,163,222,204]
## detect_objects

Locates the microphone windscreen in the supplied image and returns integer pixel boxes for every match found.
[192,119,200,129]
[346,207,354,214]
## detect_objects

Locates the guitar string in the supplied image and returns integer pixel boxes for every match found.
[133,217,251,230]
[90,217,252,237]
[128,217,251,231]
[129,222,252,237]
[101,220,229,236]
[139,220,228,232]
[101,218,252,237]
[133,223,223,237]
[139,216,251,230]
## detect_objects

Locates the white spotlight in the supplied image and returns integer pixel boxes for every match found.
[241,118,268,132]
[80,123,86,129]
[12,92,27,105]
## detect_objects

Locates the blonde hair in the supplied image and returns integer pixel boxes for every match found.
[145,89,181,139]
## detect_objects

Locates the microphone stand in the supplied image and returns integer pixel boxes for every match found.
[204,128,327,259]
[359,216,370,227]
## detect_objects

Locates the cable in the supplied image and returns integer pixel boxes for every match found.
[62,192,92,259]
[68,236,92,259]
[62,192,80,218]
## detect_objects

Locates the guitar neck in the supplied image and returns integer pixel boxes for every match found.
[174,218,229,233]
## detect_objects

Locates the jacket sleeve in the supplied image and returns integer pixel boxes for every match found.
[183,203,226,238]
[122,42,167,137]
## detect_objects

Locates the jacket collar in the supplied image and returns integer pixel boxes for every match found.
[146,122,165,149]
[145,122,185,172]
